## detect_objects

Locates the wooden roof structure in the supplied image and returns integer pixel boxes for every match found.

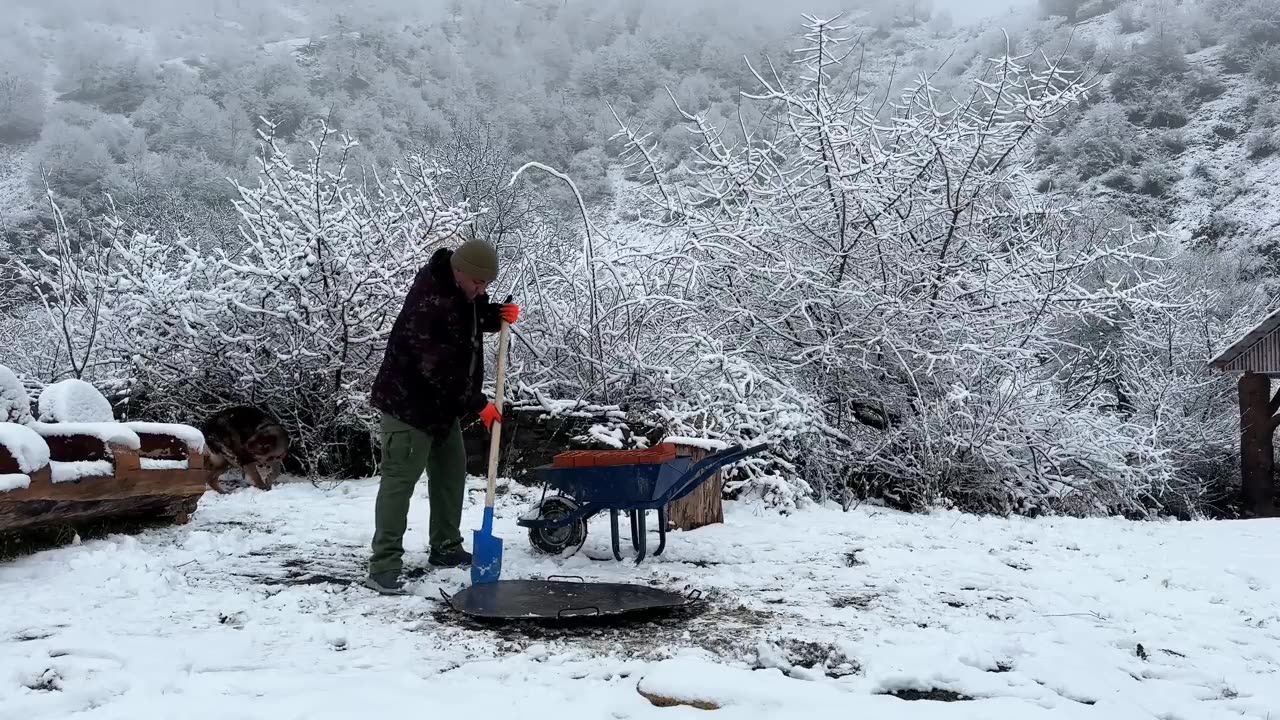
[1209,307,1280,376]
[1207,308,1280,517]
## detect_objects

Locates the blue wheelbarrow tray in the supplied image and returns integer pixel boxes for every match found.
[516,443,768,564]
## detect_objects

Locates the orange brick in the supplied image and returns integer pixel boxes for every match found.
[551,443,678,468]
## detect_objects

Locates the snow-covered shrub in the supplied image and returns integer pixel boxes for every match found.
[1103,249,1268,518]
[1246,129,1278,159]
[648,341,828,510]
[1135,90,1189,129]
[0,365,32,425]
[1157,129,1188,156]
[1137,161,1179,197]
[609,15,1188,515]
[1185,65,1226,102]
[1109,39,1187,104]
[18,120,480,475]
[1217,0,1280,73]
[1056,104,1150,180]
[1116,5,1146,34]
[1250,44,1280,86]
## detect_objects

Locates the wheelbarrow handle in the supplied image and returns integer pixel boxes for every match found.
[666,442,769,504]
[689,442,769,474]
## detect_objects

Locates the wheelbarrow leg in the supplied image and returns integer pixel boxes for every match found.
[610,509,623,561]
[629,509,642,551]
[633,508,647,564]
[655,505,668,557]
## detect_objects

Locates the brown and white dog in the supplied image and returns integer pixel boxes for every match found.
[200,405,290,493]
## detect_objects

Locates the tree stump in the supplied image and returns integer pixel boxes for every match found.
[1239,372,1276,517]
[665,443,724,531]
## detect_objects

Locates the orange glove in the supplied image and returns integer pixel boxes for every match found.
[498,303,519,325]
[479,401,502,431]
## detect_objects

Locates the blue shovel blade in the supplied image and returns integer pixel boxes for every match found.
[471,507,502,584]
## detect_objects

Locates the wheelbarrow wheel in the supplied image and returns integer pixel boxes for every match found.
[528,495,588,555]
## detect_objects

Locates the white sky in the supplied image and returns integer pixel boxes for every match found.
[941,0,1040,23]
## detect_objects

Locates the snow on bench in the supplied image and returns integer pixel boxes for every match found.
[32,379,200,452]
[30,379,143,449]
[50,460,116,484]
[139,458,189,470]
[37,378,115,423]
[0,422,50,494]
[24,420,141,449]
[124,422,205,452]
[0,422,50,475]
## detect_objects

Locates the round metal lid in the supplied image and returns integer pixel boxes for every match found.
[446,578,694,621]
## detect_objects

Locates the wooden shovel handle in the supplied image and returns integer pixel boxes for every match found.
[484,313,511,509]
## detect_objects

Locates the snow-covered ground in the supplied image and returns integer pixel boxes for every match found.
[1,474,1278,719]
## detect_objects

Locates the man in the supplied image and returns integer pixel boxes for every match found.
[364,238,518,595]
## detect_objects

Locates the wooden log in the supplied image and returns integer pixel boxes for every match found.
[1238,372,1276,517]
[112,442,141,474]
[665,443,724,531]
[0,488,202,531]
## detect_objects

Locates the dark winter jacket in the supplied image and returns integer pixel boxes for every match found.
[370,247,503,435]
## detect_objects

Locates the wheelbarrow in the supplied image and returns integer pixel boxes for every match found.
[516,442,768,564]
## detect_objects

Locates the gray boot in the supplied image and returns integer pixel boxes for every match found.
[364,571,407,596]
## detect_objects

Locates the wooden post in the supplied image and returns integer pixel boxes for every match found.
[1238,372,1276,517]
[665,443,724,531]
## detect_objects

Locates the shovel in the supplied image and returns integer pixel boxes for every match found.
[471,297,512,585]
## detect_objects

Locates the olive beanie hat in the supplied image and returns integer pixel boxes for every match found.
[450,239,498,282]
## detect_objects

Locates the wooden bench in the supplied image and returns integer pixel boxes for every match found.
[0,373,208,533]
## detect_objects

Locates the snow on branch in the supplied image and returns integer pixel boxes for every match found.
[605,19,1201,515]
[22,119,480,475]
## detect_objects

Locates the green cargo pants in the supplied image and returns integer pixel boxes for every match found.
[368,412,466,577]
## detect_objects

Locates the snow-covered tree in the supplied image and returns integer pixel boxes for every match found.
[19,120,481,475]
[0,43,45,142]
[610,14,1186,515]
